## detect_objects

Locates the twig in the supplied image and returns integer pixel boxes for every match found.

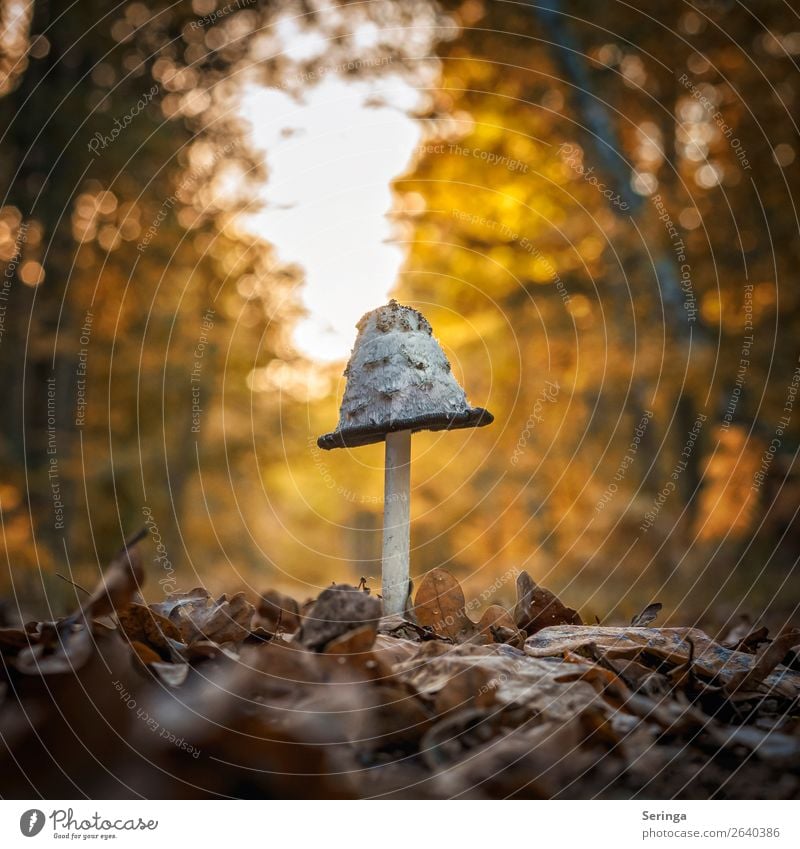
[55,573,90,596]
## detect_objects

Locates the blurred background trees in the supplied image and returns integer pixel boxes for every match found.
[393,0,800,620]
[1,0,798,624]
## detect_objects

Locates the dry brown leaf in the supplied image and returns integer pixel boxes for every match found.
[514,570,582,635]
[719,615,771,654]
[420,706,501,771]
[15,624,93,675]
[258,589,302,633]
[631,602,663,627]
[13,532,149,673]
[0,626,35,654]
[150,588,255,645]
[724,626,770,654]
[413,568,475,641]
[431,717,590,798]
[476,604,518,641]
[432,665,497,717]
[130,640,162,665]
[369,633,421,667]
[554,665,629,709]
[350,684,432,752]
[704,723,800,766]
[3,550,799,801]
[323,623,378,654]
[607,657,669,696]
[246,626,274,643]
[150,587,209,619]
[180,639,240,662]
[393,641,599,723]
[151,661,189,687]
[524,624,800,693]
[70,530,146,623]
[296,584,382,651]
[316,627,390,684]
[720,615,758,647]
[129,638,191,688]
[727,628,800,692]
[118,602,182,649]
[13,535,143,672]
[378,613,447,642]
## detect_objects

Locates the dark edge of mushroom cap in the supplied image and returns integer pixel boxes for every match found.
[317,406,493,449]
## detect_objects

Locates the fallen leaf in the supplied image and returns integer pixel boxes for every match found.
[150,587,209,619]
[15,624,93,675]
[323,623,378,654]
[117,603,182,649]
[69,530,146,623]
[296,584,382,651]
[514,571,582,635]
[606,657,669,696]
[413,568,475,641]
[524,624,800,692]
[704,723,800,767]
[420,706,498,770]
[620,690,706,734]
[371,633,420,666]
[722,625,770,654]
[727,628,800,692]
[245,626,274,643]
[720,615,756,647]
[393,641,599,721]
[476,604,519,643]
[130,640,162,665]
[431,717,591,799]
[3,558,799,801]
[180,640,240,662]
[555,663,627,696]
[631,602,663,627]
[258,589,302,633]
[349,684,432,753]
[151,661,190,687]
[150,588,255,645]
[432,665,497,717]
[377,613,447,642]
[0,627,35,654]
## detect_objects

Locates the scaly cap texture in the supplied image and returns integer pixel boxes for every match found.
[318,300,493,449]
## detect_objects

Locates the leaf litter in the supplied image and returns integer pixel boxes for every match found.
[1,554,798,799]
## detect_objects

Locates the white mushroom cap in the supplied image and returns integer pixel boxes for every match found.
[318,300,493,449]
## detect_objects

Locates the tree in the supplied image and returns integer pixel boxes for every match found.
[390,0,800,617]
[0,0,294,602]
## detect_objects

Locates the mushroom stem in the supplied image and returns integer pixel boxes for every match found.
[382,429,411,616]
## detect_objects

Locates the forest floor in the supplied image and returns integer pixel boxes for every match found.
[1,535,799,799]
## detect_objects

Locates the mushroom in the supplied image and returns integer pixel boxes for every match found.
[318,300,493,616]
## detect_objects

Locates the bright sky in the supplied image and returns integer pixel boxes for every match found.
[240,74,425,362]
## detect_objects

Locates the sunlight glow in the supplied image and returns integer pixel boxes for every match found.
[240,75,424,362]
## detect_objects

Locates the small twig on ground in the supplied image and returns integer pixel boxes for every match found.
[55,573,90,596]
